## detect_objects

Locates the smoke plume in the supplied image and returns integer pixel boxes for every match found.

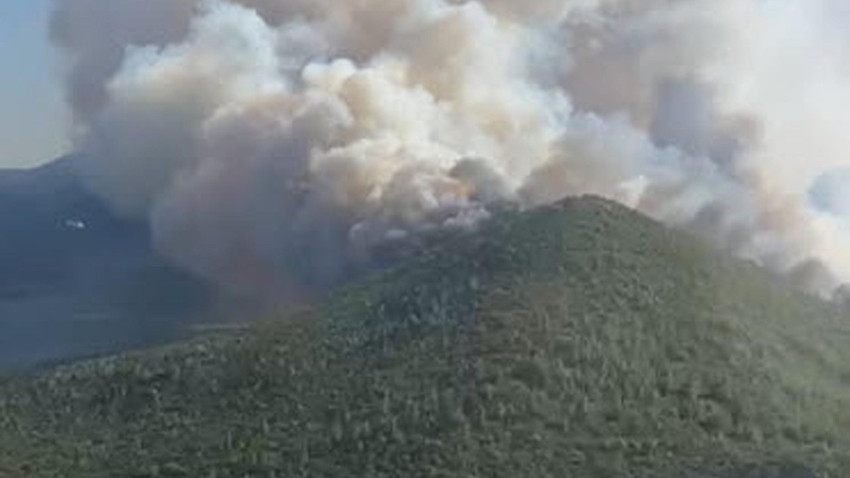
[51,0,850,297]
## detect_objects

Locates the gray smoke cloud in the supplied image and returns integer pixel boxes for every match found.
[51,0,850,297]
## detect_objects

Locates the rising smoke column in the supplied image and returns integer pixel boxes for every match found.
[51,0,850,296]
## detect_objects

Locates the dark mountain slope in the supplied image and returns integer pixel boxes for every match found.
[0,157,211,370]
[0,156,123,295]
[1,197,848,477]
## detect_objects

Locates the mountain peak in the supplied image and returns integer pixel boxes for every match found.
[2,197,845,476]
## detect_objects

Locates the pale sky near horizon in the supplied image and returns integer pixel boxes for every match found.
[0,0,69,169]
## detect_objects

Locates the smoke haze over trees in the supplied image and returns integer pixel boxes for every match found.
[50,0,850,297]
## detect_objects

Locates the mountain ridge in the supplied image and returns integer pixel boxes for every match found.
[1,195,847,477]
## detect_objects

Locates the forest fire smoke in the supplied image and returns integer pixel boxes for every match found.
[51,0,850,296]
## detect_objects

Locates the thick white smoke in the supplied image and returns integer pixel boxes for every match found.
[51,0,850,296]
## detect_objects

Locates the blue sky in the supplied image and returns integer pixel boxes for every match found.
[0,0,68,168]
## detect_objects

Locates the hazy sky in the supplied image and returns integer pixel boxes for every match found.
[0,0,69,169]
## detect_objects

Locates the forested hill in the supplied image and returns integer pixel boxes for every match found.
[1,196,846,477]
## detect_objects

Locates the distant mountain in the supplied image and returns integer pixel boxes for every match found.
[1,197,844,477]
[0,156,212,370]
[0,156,134,295]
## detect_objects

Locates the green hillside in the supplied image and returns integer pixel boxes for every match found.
[2,197,848,477]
